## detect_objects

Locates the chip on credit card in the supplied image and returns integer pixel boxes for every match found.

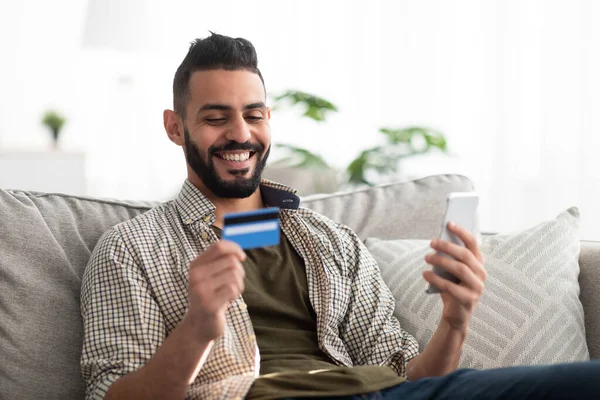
[222,207,280,250]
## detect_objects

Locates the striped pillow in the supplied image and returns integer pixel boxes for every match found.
[365,208,589,369]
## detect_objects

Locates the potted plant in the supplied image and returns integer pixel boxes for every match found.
[270,91,448,191]
[41,110,67,150]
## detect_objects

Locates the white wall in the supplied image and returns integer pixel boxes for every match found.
[1,0,599,239]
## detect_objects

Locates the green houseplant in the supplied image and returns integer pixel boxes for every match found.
[41,110,67,149]
[271,91,448,187]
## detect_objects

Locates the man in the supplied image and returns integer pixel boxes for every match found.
[81,33,599,400]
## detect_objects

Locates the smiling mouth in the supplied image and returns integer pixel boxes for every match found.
[213,151,256,162]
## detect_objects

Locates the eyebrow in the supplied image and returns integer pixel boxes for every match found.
[197,102,267,113]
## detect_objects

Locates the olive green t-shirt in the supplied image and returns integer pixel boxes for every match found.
[212,226,405,400]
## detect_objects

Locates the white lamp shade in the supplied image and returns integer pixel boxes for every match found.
[82,0,151,51]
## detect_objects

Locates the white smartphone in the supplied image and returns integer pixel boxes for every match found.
[426,192,479,294]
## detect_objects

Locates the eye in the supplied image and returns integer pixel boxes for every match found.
[206,118,226,124]
[246,116,263,122]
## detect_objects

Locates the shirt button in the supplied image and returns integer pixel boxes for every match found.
[248,334,256,342]
[185,219,193,224]
[201,231,209,240]
[203,215,211,222]
[240,303,247,310]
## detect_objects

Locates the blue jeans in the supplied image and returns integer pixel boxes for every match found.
[281,360,600,399]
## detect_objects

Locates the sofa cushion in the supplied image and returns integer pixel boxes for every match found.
[301,174,475,240]
[366,208,589,369]
[0,189,157,400]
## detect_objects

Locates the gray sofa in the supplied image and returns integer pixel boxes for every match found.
[1,174,598,399]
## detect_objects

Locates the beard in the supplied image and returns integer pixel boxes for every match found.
[184,127,270,199]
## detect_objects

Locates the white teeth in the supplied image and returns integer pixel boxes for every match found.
[221,152,250,161]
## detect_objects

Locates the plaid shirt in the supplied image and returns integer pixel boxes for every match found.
[81,179,419,400]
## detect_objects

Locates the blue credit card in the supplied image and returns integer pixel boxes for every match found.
[222,207,280,250]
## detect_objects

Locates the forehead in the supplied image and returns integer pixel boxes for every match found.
[188,69,265,107]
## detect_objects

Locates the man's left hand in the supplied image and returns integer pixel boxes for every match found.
[423,222,486,332]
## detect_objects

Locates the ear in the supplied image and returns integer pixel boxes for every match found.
[164,109,185,146]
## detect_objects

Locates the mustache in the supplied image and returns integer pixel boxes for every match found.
[209,141,264,156]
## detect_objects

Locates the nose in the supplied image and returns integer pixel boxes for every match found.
[225,115,252,143]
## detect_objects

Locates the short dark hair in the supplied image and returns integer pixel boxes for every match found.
[173,32,265,118]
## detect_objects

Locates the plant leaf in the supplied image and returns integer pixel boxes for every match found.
[346,151,371,185]
[345,125,448,186]
[41,110,66,131]
[272,90,338,122]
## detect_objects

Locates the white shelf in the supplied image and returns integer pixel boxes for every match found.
[0,151,86,195]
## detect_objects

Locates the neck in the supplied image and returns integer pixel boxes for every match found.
[189,177,265,229]
[212,191,264,229]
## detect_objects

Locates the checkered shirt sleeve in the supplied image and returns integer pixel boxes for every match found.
[80,228,167,400]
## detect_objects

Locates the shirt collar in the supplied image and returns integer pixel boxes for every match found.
[175,179,300,226]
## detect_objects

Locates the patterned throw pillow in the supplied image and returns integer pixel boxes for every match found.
[365,207,589,369]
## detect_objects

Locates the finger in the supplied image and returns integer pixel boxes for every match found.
[429,240,487,282]
[214,282,244,304]
[209,259,245,289]
[423,270,480,306]
[468,257,487,282]
[201,283,243,313]
[425,253,483,292]
[447,222,484,263]
[192,240,246,265]
[430,239,478,271]
[204,258,245,285]
[192,263,244,298]
[214,272,245,299]
[189,255,245,284]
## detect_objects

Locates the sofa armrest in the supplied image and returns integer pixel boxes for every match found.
[579,241,600,359]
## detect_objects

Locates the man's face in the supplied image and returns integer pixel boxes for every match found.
[182,69,271,199]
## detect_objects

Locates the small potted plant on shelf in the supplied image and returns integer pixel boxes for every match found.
[41,110,67,150]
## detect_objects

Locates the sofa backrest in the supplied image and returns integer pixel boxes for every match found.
[301,174,474,240]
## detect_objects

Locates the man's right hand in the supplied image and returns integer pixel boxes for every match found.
[185,240,246,343]
[104,240,246,400]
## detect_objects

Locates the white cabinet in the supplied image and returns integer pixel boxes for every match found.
[0,151,86,195]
